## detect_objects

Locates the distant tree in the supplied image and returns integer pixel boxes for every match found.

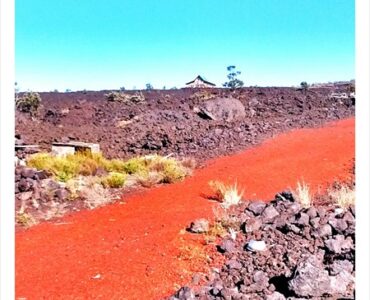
[54,89,59,93]
[223,65,244,89]
[300,81,308,91]
[163,86,166,90]
[65,89,71,93]
[171,86,177,90]
[120,86,126,91]
[146,83,153,90]
[300,82,309,98]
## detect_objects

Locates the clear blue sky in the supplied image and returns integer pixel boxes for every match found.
[16,0,354,91]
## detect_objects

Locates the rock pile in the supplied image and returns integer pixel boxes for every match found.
[15,166,73,224]
[16,87,355,161]
[170,192,355,299]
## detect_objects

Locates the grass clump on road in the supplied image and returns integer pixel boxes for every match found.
[208,180,244,209]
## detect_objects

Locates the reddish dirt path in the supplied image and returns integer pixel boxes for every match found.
[16,118,354,300]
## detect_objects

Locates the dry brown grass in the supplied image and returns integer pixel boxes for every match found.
[293,180,312,208]
[328,185,355,208]
[208,180,244,209]
[134,171,164,188]
[79,180,112,209]
[177,242,211,265]
[203,206,241,244]
[16,212,36,227]
[189,90,216,101]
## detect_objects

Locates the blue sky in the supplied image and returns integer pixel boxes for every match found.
[16,0,354,91]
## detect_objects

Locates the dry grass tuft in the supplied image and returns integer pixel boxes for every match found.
[208,180,244,209]
[80,181,112,209]
[134,171,164,188]
[293,181,312,208]
[329,185,355,208]
[16,212,36,227]
[204,206,241,244]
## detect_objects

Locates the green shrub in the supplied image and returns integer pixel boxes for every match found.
[101,172,126,188]
[161,160,187,183]
[105,91,145,103]
[16,92,42,115]
[105,159,126,172]
[123,157,148,174]
[27,152,192,185]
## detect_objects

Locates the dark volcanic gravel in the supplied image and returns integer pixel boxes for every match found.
[169,192,355,299]
[16,87,354,162]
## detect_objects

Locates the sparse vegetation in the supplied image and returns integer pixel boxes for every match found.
[16,91,42,116]
[293,180,312,208]
[329,185,355,208]
[16,212,36,227]
[80,181,112,209]
[105,91,145,103]
[189,90,216,101]
[27,152,192,186]
[208,180,244,209]
[146,83,153,90]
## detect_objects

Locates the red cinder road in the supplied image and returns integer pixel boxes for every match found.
[16,118,354,300]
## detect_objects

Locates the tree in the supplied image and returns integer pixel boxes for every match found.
[223,65,244,89]
[300,81,308,90]
[146,83,153,90]
[16,92,42,116]
[300,82,309,97]
[120,86,126,91]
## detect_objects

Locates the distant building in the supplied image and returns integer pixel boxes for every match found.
[185,75,216,88]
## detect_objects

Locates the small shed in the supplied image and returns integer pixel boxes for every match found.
[185,75,216,88]
[51,142,100,157]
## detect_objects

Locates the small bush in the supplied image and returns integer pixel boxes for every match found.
[122,157,148,174]
[105,91,145,103]
[79,158,100,176]
[101,172,126,188]
[161,162,187,183]
[16,92,42,115]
